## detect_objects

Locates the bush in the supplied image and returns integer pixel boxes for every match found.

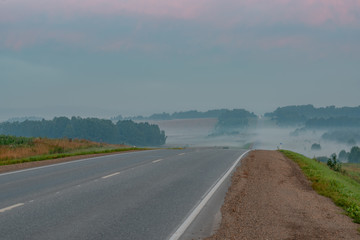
[0,135,33,146]
[327,154,342,172]
[49,146,65,154]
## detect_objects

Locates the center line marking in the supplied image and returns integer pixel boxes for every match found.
[102,172,121,179]
[178,153,185,156]
[0,203,24,213]
[152,159,163,163]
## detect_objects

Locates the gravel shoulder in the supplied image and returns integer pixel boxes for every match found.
[206,150,360,240]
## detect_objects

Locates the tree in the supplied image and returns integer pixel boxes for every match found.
[311,143,321,151]
[0,117,167,146]
[338,150,349,162]
[348,146,360,163]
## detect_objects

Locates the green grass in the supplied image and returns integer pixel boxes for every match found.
[343,163,360,184]
[0,135,34,146]
[0,147,148,166]
[280,150,360,224]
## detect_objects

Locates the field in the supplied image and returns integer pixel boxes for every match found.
[0,135,139,166]
[280,150,360,225]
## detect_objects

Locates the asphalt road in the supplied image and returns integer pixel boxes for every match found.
[0,148,247,240]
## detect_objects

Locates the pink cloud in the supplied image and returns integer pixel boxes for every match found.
[1,0,360,27]
[1,0,359,54]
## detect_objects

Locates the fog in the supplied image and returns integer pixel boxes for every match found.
[251,127,353,159]
[145,117,354,160]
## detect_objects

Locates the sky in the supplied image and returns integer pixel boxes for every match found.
[1,0,359,120]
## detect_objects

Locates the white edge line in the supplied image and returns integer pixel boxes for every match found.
[0,203,25,213]
[152,159,163,163]
[0,149,160,177]
[102,172,121,179]
[168,150,251,240]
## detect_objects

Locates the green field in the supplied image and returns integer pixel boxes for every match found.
[280,150,360,225]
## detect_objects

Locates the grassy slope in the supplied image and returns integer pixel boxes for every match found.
[0,136,147,166]
[343,163,360,183]
[280,150,360,224]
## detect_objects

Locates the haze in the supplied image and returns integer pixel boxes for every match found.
[1,0,359,121]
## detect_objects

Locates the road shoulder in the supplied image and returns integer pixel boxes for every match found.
[206,150,360,240]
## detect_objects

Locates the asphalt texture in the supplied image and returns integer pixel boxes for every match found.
[0,148,246,240]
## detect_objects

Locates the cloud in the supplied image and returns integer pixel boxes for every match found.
[1,0,360,26]
[0,29,85,50]
[1,0,359,54]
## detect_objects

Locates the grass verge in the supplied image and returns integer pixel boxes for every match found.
[280,150,360,224]
[0,147,148,166]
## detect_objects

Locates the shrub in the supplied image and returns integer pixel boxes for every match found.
[327,154,342,172]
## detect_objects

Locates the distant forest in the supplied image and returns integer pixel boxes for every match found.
[112,109,229,121]
[265,105,360,126]
[0,117,166,146]
[266,105,360,145]
[212,109,258,135]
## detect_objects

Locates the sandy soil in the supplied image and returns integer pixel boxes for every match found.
[206,150,360,240]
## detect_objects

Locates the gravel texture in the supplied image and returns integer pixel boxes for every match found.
[206,150,360,240]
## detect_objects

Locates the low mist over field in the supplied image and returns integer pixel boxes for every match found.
[133,106,360,160]
[1,106,360,161]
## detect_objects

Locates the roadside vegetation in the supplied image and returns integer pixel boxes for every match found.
[0,135,144,166]
[342,163,360,184]
[280,150,360,224]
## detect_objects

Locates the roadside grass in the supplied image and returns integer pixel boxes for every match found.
[0,147,146,166]
[280,150,360,225]
[342,163,360,184]
[0,136,148,166]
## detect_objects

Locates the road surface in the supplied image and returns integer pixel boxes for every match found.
[0,148,247,240]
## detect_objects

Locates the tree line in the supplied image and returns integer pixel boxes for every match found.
[112,109,229,121]
[265,105,360,126]
[0,117,166,146]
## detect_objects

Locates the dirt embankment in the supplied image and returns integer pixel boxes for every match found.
[206,150,360,240]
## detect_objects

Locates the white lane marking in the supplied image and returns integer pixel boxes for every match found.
[178,153,185,156]
[0,150,160,177]
[0,203,25,213]
[168,150,251,240]
[102,172,121,179]
[152,159,163,163]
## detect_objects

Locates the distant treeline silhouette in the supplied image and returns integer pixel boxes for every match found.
[265,105,360,126]
[306,117,360,129]
[0,117,166,146]
[112,109,229,121]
